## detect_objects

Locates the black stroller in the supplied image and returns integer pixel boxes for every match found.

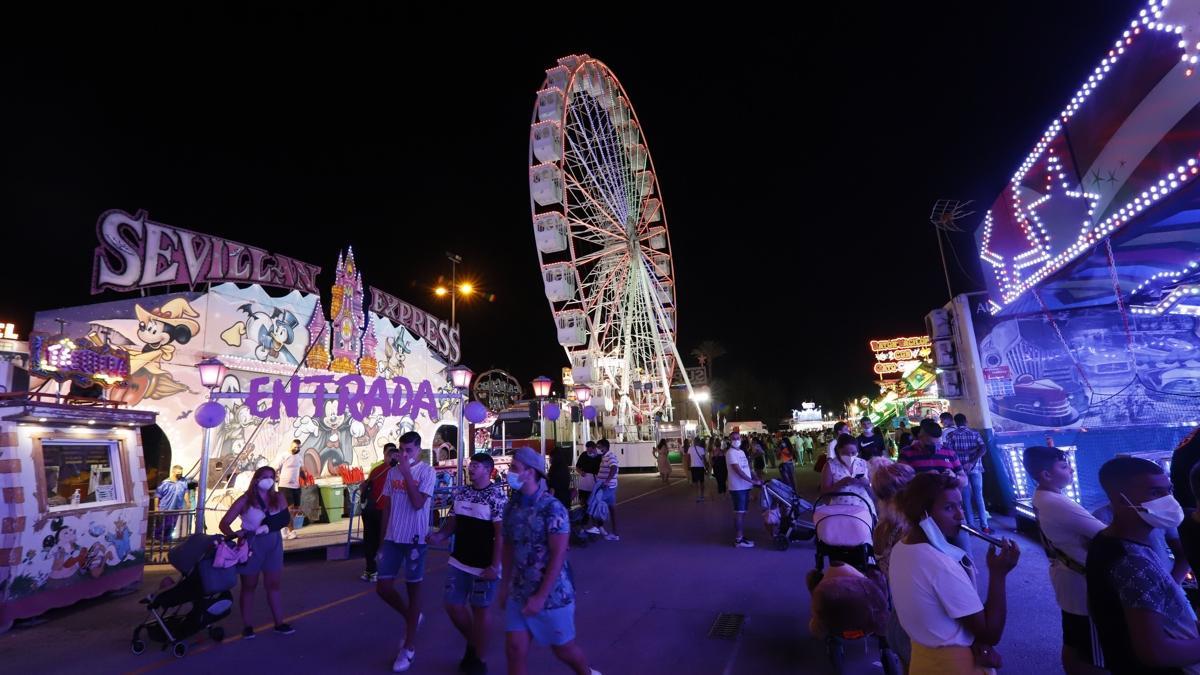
[131,533,238,658]
[762,478,816,550]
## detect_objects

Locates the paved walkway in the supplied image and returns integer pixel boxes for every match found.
[0,467,1062,674]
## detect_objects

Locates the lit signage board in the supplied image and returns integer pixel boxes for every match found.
[30,334,130,386]
[869,335,931,377]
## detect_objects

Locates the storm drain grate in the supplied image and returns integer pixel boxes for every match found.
[708,612,745,640]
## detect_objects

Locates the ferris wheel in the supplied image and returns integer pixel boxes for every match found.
[528,54,704,438]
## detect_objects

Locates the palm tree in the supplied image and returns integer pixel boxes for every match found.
[690,340,726,383]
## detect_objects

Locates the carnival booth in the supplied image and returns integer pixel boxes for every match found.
[0,391,157,632]
[30,209,466,536]
[935,0,1200,520]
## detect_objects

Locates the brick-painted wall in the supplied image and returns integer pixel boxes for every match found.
[0,433,23,591]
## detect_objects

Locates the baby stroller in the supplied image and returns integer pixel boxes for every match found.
[762,479,816,550]
[807,491,900,675]
[131,533,238,658]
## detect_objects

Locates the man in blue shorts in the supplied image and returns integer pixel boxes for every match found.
[429,453,506,675]
[499,447,600,675]
[375,431,435,673]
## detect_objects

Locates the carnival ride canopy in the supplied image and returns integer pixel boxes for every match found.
[977,0,1200,316]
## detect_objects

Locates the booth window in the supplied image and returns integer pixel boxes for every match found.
[42,440,124,510]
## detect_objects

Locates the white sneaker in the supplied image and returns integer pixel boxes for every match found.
[590,670,602,675]
[392,648,415,672]
[605,533,620,542]
[585,526,601,535]
[735,538,755,548]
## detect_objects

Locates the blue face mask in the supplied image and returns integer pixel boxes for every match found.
[506,471,524,491]
[919,512,970,567]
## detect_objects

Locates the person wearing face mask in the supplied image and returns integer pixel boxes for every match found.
[376,431,437,673]
[726,431,762,548]
[154,464,191,540]
[220,465,295,638]
[273,438,305,540]
[499,447,600,675]
[820,435,875,517]
[889,472,1020,673]
[1087,456,1200,674]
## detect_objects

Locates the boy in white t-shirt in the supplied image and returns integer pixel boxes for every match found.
[688,437,708,502]
[1025,446,1107,674]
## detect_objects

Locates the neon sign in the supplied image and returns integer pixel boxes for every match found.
[31,335,130,386]
[869,336,931,352]
[869,335,931,378]
[0,323,17,340]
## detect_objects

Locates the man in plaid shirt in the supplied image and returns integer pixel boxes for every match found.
[944,413,992,534]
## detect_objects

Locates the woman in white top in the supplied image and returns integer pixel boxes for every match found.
[820,434,875,515]
[889,472,1020,674]
[220,465,294,639]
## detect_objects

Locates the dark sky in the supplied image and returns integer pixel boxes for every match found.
[2,3,1139,421]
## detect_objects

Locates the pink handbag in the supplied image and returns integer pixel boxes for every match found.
[213,537,249,568]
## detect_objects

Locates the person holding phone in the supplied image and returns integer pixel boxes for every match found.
[820,434,875,516]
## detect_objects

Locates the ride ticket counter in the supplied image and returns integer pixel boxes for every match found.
[0,393,156,632]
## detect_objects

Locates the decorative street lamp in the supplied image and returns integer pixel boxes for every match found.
[196,357,228,389]
[447,364,475,484]
[532,376,552,456]
[193,357,228,533]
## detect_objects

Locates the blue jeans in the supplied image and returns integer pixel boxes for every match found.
[961,472,989,529]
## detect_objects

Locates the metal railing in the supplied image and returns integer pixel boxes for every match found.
[145,508,197,565]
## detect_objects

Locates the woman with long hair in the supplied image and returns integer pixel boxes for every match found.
[219,465,294,638]
[777,438,796,491]
[653,439,672,484]
[820,435,874,515]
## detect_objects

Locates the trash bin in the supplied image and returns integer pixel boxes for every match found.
[319,485,346,523]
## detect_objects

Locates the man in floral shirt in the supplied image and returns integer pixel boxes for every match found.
[500,447,600,675]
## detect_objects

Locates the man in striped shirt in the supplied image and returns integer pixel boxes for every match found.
[376,431,436,673]
[898,419,967,488]
[899,419,973,559]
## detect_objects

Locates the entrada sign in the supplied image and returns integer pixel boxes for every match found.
[92,209,323,295]
[245,374,441,422]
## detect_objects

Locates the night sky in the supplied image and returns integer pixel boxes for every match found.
[2,3,1139,422]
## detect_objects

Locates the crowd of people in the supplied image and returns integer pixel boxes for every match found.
[212,413,1200,674]
[679,419,1200,675]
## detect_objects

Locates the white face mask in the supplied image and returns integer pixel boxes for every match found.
[731,440,742,449]
[1124,493,1185,530]
[258,478,275,491]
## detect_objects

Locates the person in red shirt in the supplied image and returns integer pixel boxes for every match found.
[360,443,400,582]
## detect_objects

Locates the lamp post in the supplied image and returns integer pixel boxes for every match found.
[447,364,474,485]
[573,384,591,457]
[194,357,228,534]
[532,376,552,457]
